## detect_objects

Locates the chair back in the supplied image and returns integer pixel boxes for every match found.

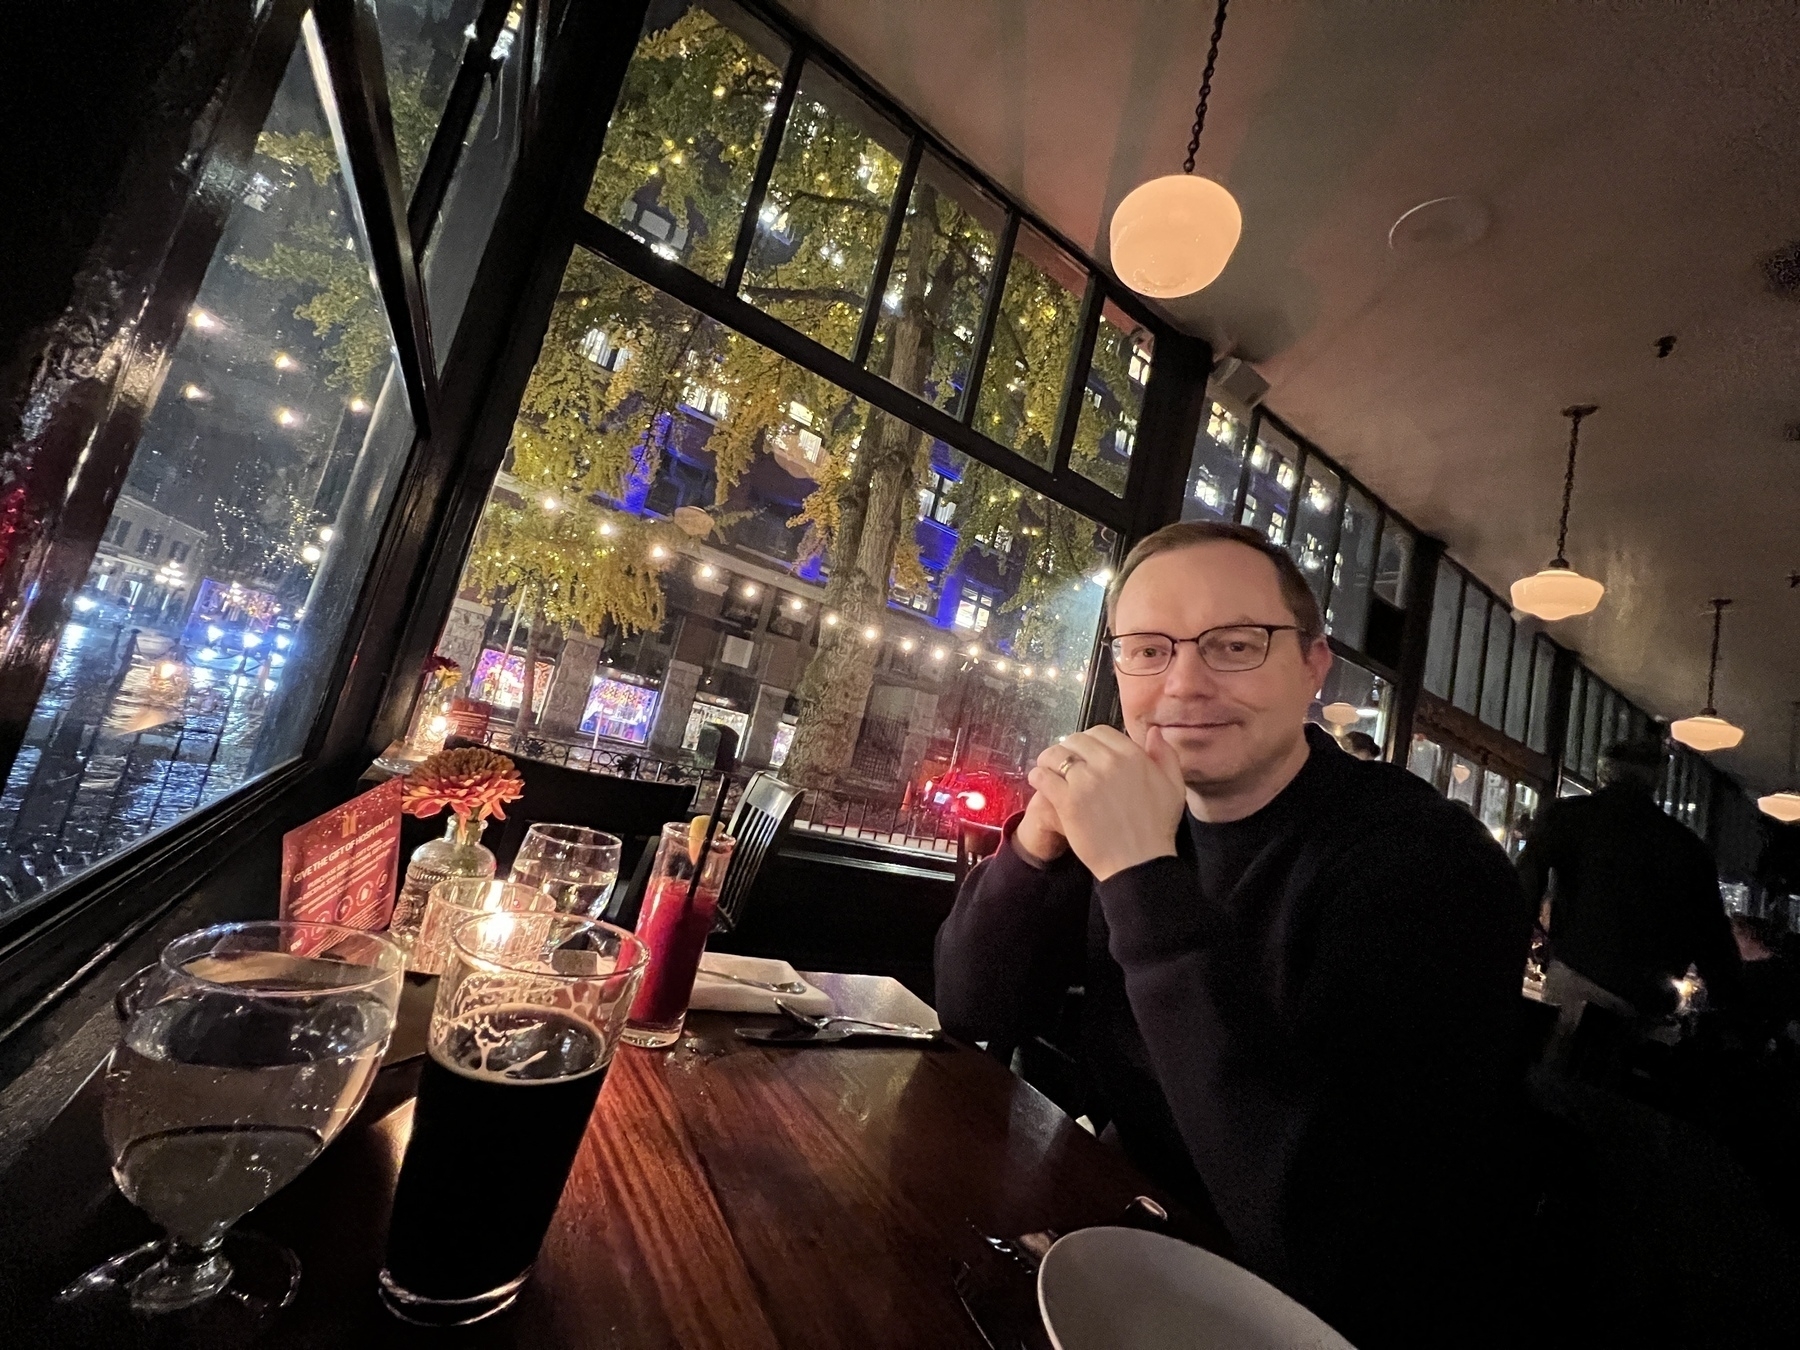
[715,771,804,933]
[457,742,695,882]
[954,821,1005,887]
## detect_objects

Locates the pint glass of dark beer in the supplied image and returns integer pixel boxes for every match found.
[378,913,646,1326]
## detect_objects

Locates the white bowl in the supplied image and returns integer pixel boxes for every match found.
[1038,1227,1357,1350]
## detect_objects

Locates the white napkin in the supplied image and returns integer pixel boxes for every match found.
[689,952,834,1015]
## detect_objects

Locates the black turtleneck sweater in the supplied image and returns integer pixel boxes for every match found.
[934,725,1532,1348]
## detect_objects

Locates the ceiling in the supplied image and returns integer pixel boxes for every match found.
[786,0,1800,790]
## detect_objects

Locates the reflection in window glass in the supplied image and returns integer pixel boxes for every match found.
[1372,515,1414,609]
[429,248,1113,853]
[740,63,906,356]
[1564,668,1586,770]
[1310,657,1391,755]
[1504,622,1534,743]
[586,1,788,285]
[1480,605,1512,729]
[1071,300,1151,496]
[1448,754,1480,809]
[1407,734,1444,788]
[1423,562,1462,698]
[1581,682,1602,781]
[1527,638,1554,753]
[0,33,412,917]
[374,0,488,200]
[1288,458,1340,606]
[422,2,530,368]
[1327,485,1378,647]
[1479,769,1510,843]
[974,223,1087,466]
[1240,421,1299,545]
[1182,401,1246,521]
[1452,585,1488,714]
[1508,781,1540,858]
[867,153,1003,419]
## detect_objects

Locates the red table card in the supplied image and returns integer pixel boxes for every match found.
[279,777,405,938]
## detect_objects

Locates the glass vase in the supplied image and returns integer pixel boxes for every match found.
[390,816,496,960]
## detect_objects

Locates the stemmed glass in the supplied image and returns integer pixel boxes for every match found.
[59,921,403,1322]
[508,823,621,917]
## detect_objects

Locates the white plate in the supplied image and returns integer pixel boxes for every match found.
[1037,1227,1357,1350]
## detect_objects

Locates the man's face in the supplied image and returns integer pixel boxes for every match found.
[1110,541,1333,792]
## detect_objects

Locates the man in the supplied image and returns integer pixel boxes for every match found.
[1518,739,1741,1018]
[935,521,1531,1348]
[1341,729,1381,761]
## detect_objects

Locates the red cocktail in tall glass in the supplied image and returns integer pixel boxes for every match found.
[623,821,735,1048]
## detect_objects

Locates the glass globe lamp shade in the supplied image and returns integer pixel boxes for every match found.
[1757,791,1800,823]
[1320,701,1359,728]
[1109,174,1242,298]
[1509,566,1604,622]
[1669,713,1744,753]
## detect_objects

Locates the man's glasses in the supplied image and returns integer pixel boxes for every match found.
[1107,624,1310,676]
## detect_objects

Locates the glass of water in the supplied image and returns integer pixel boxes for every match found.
[508,823,622,916]
[65,921,403,1318]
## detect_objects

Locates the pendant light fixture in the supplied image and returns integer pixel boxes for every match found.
[1109,0,1241,298]
[1757,703,1800,822]
[1511,404,1606,621]
[1670,599,1745,753]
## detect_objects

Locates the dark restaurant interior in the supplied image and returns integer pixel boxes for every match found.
[4,0,1800,1344]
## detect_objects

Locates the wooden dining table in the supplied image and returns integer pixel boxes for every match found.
[0,973,1219,1348]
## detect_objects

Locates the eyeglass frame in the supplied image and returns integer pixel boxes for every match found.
[1105,623,1318,676]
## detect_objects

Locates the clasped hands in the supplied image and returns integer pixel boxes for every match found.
[1018,725,1187,881]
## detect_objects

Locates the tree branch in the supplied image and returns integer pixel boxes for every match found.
[739,283,868,308]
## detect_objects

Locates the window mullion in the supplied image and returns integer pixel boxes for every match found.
[852,135,921,368]
[1050,274,1103,478]
[960,211,1018,429]
[723,44,805,297]
[408,0,515,253]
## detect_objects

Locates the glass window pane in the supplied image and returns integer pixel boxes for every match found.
[973,223,1087,466]
[427,247,1113,853]
[1504,622,1534,742]
[1288,457,1340,608]
[0,31,413,919]
[1452,585,1489,714]
[1326,486,1378,648]
[866,152,1003,420]
[1528,637,1555,754]
[1182,400,1246,521]
[1508,781,1540,858]
[1480,605,1512,729]
[1581,676,1602,780]
[1373,515,1414,608]
[1310,656,1390,755]
[1448,755,1480,810]
[740,62,907,356]
[1070,300,1151,496]
[1407,734,1444,788]
[1423,562,1462,698]
[586,0,788,285]
[1564,668,1586,769]
[1240,420,1299,545]
[1479,770,1510,842]
[422,3,531,368]
[374,0,489,200]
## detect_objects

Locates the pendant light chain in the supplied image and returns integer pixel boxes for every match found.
[1183,0,1231,174]
[1704,598,1730,714]
[1553,404,1597,566]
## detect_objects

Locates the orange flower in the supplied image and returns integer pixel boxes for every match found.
[403,747,524,823]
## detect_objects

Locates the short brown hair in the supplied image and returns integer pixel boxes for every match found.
[1105,520,1325,639]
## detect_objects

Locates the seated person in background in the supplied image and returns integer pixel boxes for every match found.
[1340,729,1381,761]
[935,522,1531,1349]
[1517,739,1742,1019]
[1730,914,1800,1048]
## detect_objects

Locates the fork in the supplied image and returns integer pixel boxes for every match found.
[699,966,808,995]
[774,1000,936,1036]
